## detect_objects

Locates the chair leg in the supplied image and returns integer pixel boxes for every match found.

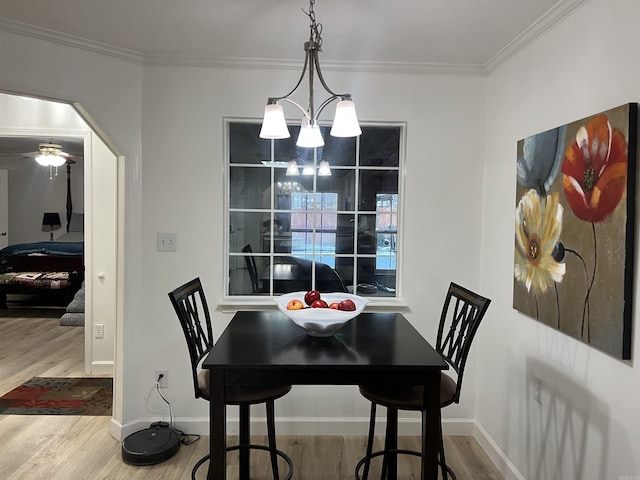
[266,399,281,480]
[438,419,457,480]
[239,404,250,480]
[381,407,398,480]
[360,402,377,480]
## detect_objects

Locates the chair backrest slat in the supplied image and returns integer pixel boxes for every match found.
[242,244,260,293]
[168,277,213,400]
[435,282,491,405]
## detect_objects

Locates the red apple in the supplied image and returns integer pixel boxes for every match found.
[329,302,340,310]
[338,299,356,311]
[304,290,321,306]
[310,299,329,308]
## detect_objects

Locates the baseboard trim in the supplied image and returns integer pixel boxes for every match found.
[472,421,525,480]
[91,361,114,375]
[112,415,524,480]
[113,416,476,439]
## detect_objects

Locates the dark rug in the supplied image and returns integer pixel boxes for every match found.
[0,377,112,415]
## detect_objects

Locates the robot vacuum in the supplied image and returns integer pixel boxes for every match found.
[121,422,181,466]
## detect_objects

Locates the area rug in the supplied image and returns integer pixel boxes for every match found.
[0,377,112,415]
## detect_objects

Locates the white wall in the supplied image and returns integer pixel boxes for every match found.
[137,65,487,431]
[0,31,143,428]
[0,7,487,443]
[479,1,640,478]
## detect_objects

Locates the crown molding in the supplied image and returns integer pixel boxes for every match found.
[142,53,485,76]
[0,18,143,64]
[1,0,591,76]
[483,0,591,74]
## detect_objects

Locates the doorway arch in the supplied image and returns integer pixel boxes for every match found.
[0,91,124,429]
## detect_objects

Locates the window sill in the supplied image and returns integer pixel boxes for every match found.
[217,296,409,314]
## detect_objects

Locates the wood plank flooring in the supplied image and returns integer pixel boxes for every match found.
[0,309,504,480]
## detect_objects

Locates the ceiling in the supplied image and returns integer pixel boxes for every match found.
[0,0,586,160]
[0,0,587,71]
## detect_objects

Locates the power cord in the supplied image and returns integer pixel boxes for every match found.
[154,374,201,446]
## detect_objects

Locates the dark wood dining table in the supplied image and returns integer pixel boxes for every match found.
[202,310,449,480]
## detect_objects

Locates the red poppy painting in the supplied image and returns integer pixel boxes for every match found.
[513,103,637,360]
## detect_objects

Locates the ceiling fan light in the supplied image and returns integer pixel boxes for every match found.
[296,123,324,148]
[50,155,67,167]
[260,104,290,139]
[330,100,362,137]
[35,154,50,166]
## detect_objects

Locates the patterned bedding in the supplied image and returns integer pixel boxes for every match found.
[0,271,72,290]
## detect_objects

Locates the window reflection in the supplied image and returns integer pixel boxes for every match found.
[227,121,402,297]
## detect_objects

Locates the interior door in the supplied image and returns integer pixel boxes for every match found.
[0,169,8,248]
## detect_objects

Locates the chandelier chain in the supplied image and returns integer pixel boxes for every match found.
[304,0,323,49]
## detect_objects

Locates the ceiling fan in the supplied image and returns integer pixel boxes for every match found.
[0,141,82,179]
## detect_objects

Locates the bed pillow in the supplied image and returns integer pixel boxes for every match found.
[57,232,84,242]
[69,213,84,233]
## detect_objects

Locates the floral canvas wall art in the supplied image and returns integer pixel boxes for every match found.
[513,103,637,360]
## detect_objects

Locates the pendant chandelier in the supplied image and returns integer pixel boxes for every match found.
[259,0,362,149]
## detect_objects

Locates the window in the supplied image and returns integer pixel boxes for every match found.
[226,120,402,297]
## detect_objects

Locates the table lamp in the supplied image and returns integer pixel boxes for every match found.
[42,212,61,241]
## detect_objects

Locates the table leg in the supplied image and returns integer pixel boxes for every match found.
[239,404,250,480]
[421,371,440,480]
[208,368,226,480]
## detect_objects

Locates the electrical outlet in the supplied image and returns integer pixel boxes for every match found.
[533,376,542,405]
[157,232,177,252]
[155,369,169,388]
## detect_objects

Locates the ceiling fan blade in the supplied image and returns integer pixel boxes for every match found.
[59,152,84,160]
[0,151,40,158]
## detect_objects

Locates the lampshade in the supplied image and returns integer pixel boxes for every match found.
[302,163,315,175]
[296,123,324,148]
[42,212,61,229]
[318,160,332,176]
[330,100,362,137]
[260,104,290,139]
[286,160,300,176]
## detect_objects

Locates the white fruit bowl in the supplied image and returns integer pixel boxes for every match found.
[275,291,369,337]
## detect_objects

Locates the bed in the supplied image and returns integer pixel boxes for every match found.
[0,163,84,308]
[0,234,84,308]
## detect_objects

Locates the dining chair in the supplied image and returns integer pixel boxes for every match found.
[242,244,262,293]
[355,282,491,480]
[168,277,293,480]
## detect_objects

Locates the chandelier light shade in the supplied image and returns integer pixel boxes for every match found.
[330,100,362,137]
[259,104,290,139]
[318,160,332,176]
[302,163,315,175]
[296,119,325,148]
[259,0,361,148]
[286,160,301,176]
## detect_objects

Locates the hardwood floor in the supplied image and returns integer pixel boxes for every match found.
[0,309,504,480]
